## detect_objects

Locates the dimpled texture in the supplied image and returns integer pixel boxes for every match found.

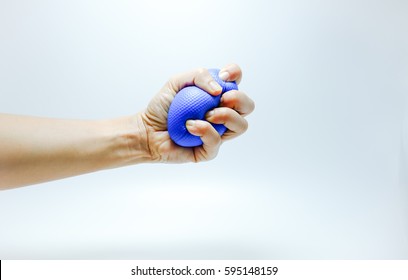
[167,68,238,147]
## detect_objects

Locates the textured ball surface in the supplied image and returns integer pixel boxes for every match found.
[167,68,238,147]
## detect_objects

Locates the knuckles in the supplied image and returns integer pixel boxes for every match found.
[241,118,249,133]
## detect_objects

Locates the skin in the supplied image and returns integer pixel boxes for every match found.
[0,64,255,190]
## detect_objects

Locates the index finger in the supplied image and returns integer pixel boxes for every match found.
[166,67,223,96]
[218,63,243,84]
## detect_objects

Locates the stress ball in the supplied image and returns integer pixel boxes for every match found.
[167,68,238,147]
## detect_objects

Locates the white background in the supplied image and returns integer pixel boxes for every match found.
[0,0,407,259]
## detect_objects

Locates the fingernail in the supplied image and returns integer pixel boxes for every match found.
[209,81,222,92]
[186,120,196,128]
[218,71,229,81]
[206,110,215,119]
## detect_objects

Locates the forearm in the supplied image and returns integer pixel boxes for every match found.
[0,113,150,190]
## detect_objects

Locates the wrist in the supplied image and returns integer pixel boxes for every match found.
[105,113,152,167]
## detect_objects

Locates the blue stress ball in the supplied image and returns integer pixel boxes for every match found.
[167,69,238,147]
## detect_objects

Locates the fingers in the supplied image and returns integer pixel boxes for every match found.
[220,90,255,117]
[165,64,252,157]
[166,63,243,97]
[186,120,221,161]
[218,63,243,84]
[206,90,255,141]
[206,107,248,133]
[205,108,248,141]
[168,68,222,96]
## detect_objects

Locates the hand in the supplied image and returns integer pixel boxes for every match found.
[0,64,254,189]
[140,63,255,163]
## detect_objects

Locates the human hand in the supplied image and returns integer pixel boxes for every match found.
[140,63,255,163]
[0,64,254,189]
